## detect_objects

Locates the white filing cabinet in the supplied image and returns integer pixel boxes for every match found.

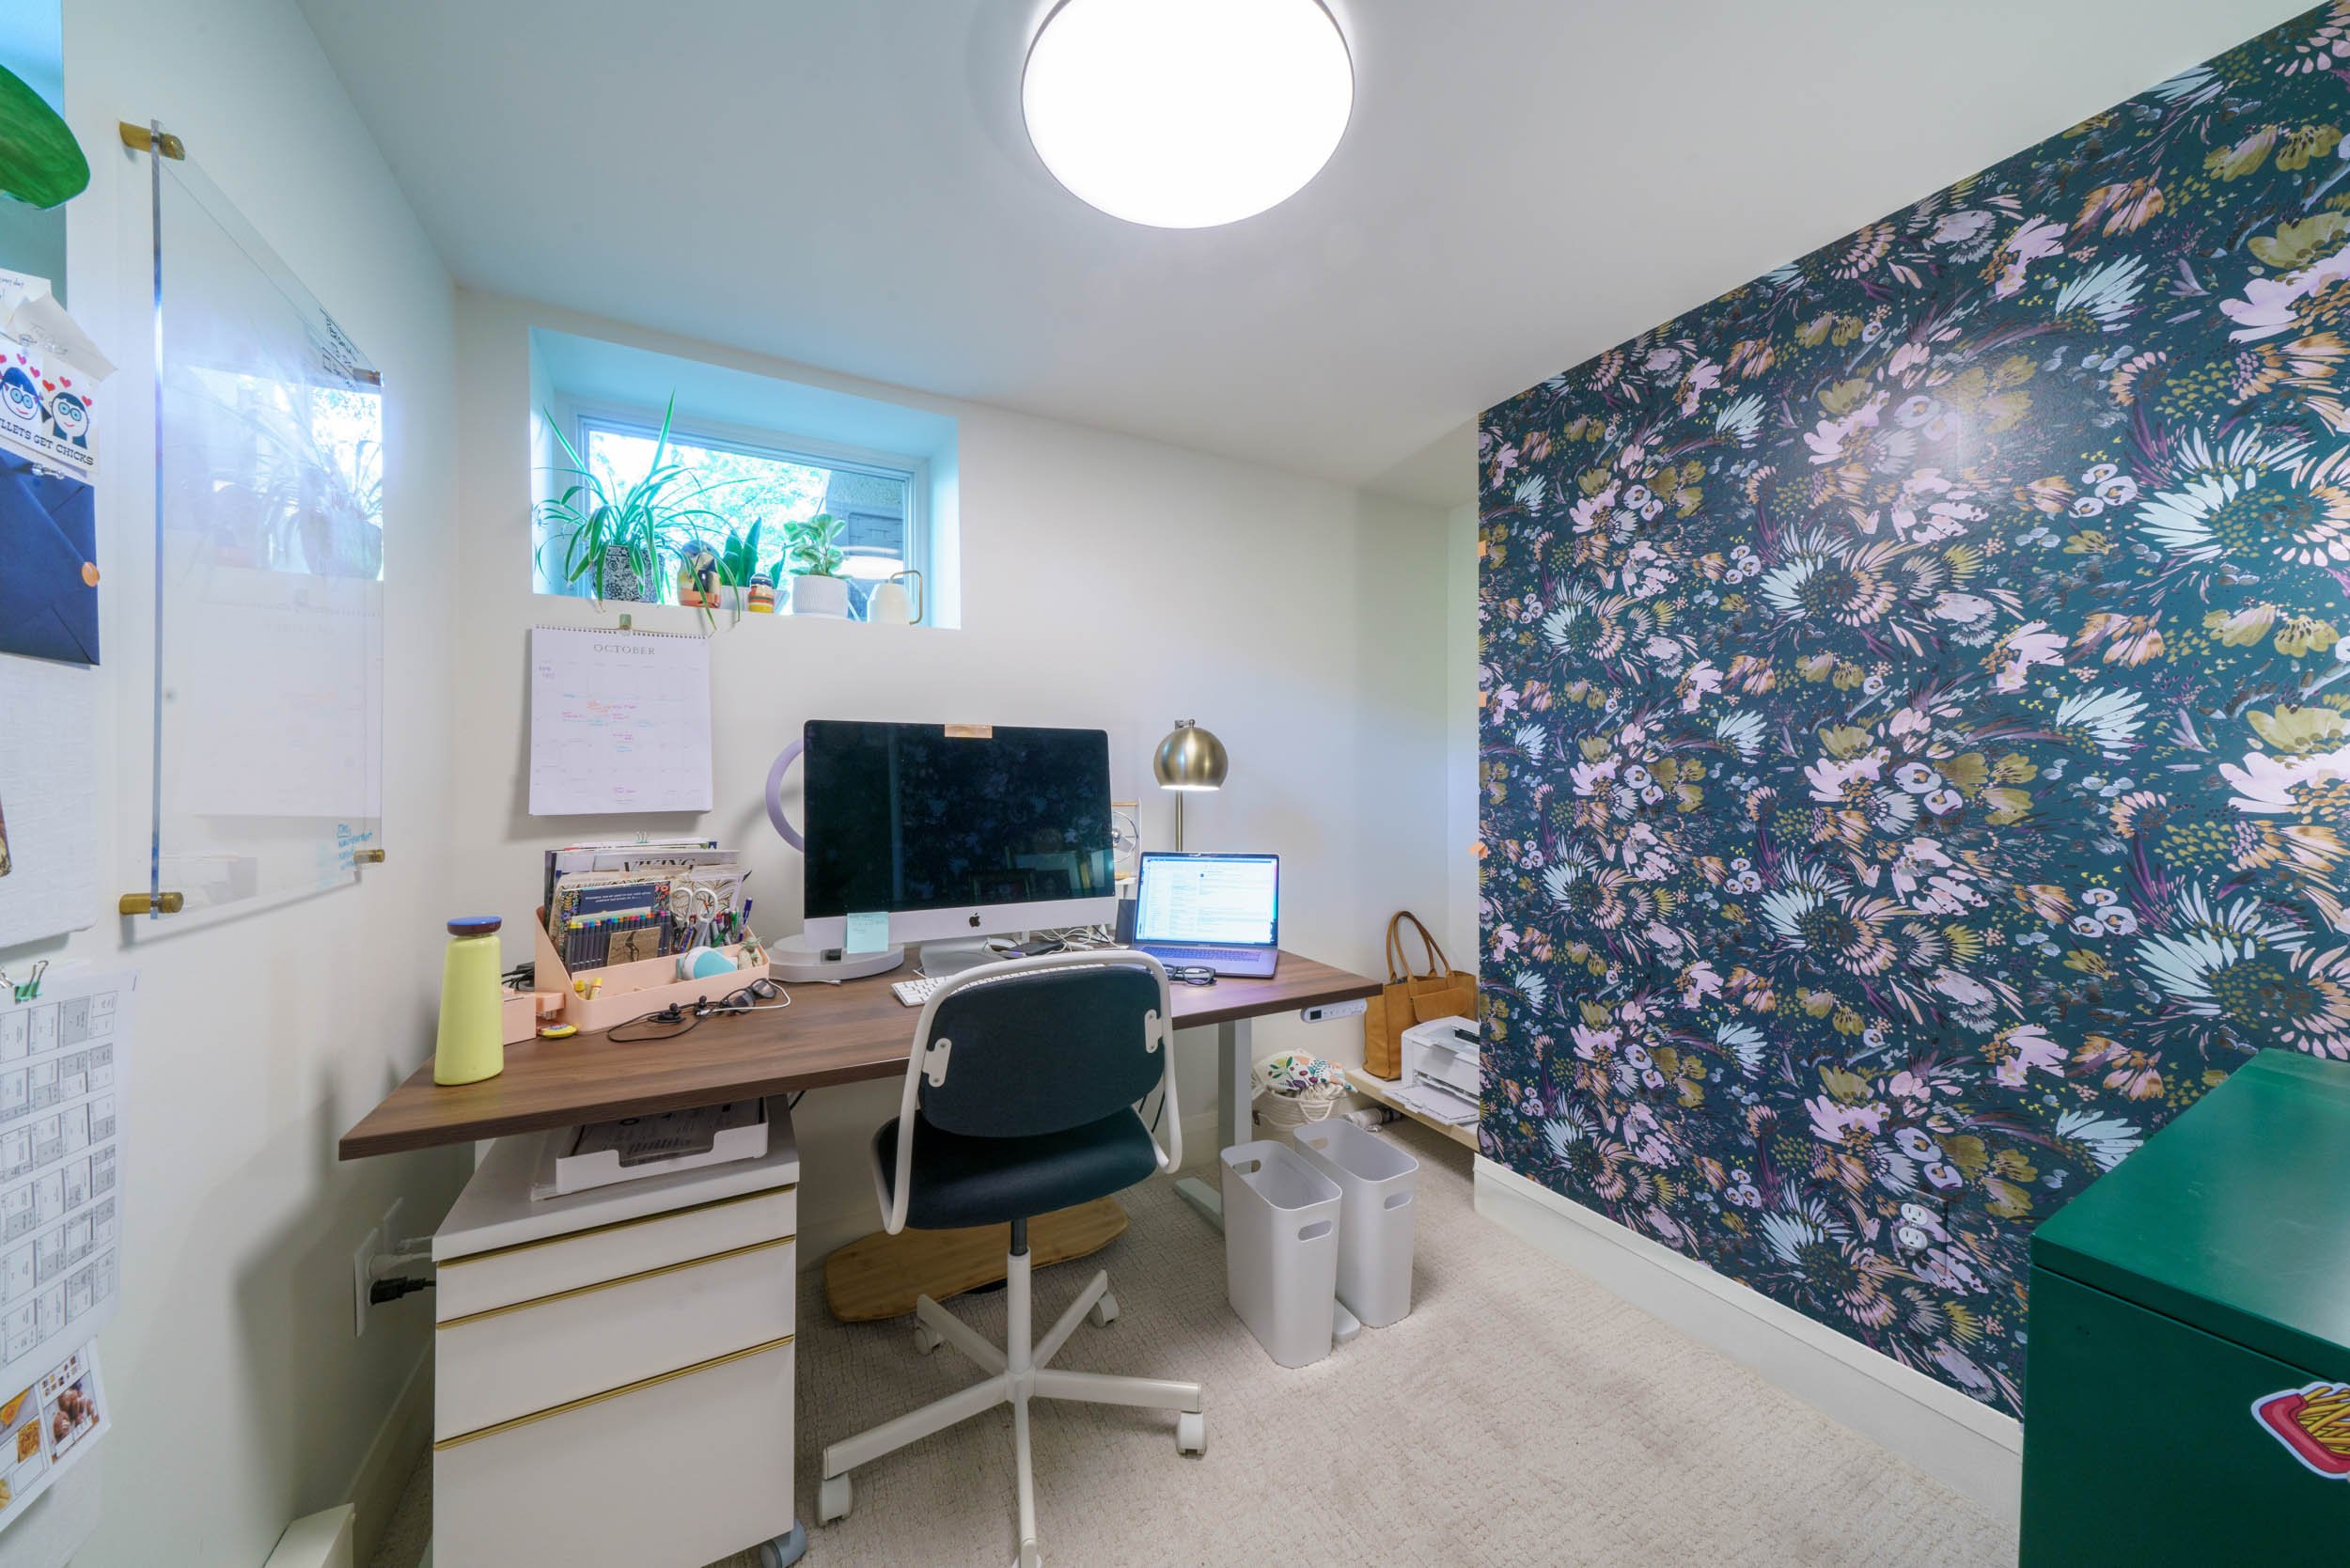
[431,1101,800,1568]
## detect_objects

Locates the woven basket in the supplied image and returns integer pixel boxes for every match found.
[1252,1053,1352,1135]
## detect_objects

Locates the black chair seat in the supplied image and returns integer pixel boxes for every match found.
[877,1107,1159,1230]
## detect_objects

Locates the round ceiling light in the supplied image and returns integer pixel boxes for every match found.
[1022,0,1354,229]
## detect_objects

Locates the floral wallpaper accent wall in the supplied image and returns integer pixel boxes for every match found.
[1475,5,2350,1418]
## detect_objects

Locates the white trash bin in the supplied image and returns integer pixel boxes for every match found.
[1220,1140,1342,1368]
[1292,1117,1419,1328]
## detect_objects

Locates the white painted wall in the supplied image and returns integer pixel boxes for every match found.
[448,290,1455,1259]
[1445,499,1481,969]
[0,1,469,1560]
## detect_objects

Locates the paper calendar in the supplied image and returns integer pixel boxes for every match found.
[0,970,129,1403]
[528,626,713,816]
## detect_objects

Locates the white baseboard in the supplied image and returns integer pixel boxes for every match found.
[1473,1156,2021,1523]
[346,1343,434,1567]
[267,1505,357,1568]
[1178,1107,1220,1171]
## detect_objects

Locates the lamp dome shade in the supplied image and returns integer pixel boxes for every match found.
[1153,721,1228,792]
[1022,0,1353,229]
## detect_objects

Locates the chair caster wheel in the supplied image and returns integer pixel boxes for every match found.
[913,1323,945,1356]
[757,1520,808,1566]
[1089,1289,1119,1327]
[818,1473,853,1524]
[1176,1411,1205,1454]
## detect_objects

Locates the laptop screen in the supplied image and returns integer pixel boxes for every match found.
[1135,854,1279,946]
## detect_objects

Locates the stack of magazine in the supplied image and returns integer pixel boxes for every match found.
[541,838,753,973]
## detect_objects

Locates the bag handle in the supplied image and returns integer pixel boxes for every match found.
[1385,911,1450,983]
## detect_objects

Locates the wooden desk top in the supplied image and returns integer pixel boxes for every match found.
[339,949,1377,1161]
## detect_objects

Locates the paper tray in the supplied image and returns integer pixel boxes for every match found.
[531,1100,771,1200]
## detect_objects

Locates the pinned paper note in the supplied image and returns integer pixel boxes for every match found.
[845,912,889,955]
[527,626,713,815]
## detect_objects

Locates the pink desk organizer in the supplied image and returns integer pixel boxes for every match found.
[501,990,566,1044]
[532,911,762,1035]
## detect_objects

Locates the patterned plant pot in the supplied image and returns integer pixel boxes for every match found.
[599,545,650,604]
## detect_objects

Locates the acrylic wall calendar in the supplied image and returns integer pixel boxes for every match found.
[126,134,384,928]
[528,626,713,815]
[0,970,128,1406]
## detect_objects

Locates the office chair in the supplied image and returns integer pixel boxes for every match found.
[816,950,1205,1568]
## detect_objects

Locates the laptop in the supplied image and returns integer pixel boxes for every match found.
[1132,852,1280,979]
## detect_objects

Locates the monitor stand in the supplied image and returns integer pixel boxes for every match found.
[768,935,906,985]
[914,938,1001,980]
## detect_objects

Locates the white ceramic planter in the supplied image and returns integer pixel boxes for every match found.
[790,573,849,618]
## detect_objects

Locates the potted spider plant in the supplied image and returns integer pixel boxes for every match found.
[535,394,729,604]
[782,512,851,618]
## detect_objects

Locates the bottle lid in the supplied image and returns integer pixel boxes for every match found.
[447,916,502,936]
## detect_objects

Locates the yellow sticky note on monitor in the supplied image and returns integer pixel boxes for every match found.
[845,911,888,955]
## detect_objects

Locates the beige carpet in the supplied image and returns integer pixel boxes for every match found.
[376,1122,2016,1568]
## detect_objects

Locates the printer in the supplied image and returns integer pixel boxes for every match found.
[1399,1014,1479,1114]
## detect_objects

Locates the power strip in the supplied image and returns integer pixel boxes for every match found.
[1299,996,1369,1024]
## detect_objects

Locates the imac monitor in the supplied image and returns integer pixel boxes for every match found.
[800,720,1117,947]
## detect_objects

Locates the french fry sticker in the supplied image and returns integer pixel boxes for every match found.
[2254,1382,2350,1479]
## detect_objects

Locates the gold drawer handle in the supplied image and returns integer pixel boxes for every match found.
[433,1336,792,1450]
[439,1184,794,1269]
[438,1233,793,1327]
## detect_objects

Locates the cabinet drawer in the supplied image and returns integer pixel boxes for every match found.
[434,1337,793,1568]
[2023,1268,2350,1566]
[437,1182,794,1322]
[436,1234,793,1441]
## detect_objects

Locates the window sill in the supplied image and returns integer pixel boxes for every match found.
[526,590,956,633]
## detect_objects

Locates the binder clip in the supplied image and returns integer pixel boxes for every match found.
[2,960,48,1002]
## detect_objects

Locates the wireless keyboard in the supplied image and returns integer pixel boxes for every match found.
[891,975,945,1008]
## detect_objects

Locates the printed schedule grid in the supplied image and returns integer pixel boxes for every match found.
[0,974,128,1395]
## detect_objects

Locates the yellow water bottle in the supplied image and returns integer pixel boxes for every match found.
[434,916,506,1086]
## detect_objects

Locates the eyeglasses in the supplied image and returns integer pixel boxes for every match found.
[708,978,784,1013]
[1166,965,1218,987]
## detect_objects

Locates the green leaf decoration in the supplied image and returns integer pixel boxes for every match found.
[0,66,87,211]
[2251,211,2350,270]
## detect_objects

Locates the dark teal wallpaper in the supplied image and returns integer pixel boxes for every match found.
[1476,5,2350,1416]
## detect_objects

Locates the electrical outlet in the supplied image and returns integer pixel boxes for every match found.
[1300,996,1369,1024]
[1895,1196,1947,1257]
[352,1197,406,1338]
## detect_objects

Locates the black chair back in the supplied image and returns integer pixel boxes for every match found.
[918,959,1166,1139]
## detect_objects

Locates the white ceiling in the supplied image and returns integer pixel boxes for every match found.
[299,0,2308,507]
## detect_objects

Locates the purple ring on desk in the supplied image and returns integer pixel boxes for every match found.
[765,739,807,851]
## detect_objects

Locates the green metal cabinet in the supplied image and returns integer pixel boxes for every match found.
[2022,1050,2350,1565]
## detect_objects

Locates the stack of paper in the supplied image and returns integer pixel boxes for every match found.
[1390,1079,1479,1128]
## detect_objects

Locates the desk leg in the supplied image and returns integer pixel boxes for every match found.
[1172,1016,1250,1231]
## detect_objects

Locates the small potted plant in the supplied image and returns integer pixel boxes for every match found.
[534,394,728,604]
[782,512,850,618]
[676,541,722,611]
[717,522,766,619]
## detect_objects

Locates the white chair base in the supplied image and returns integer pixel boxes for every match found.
[818,1248,1205,1567]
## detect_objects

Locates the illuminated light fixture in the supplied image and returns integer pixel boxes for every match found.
[1022,0,1354,228]
[1152,719,1229,850]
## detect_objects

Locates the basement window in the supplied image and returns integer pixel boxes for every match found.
[572,408,926,618]
[528,325,961,626]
